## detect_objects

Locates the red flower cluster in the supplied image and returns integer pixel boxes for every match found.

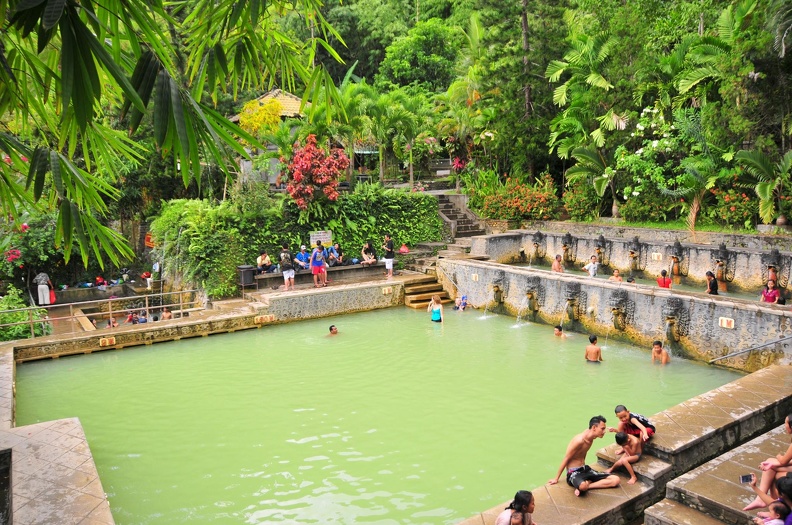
[285,135,350,210]
[5,249,21,263]
[452,157,466,172]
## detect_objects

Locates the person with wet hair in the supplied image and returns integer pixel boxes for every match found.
[495,490,536,525]
[705,271,718,295]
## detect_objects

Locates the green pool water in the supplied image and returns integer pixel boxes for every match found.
[16,307,741,524]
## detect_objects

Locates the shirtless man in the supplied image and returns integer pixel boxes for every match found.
[551,254,564,273]
[548,415,621,495]
[554,325,567,338]
[585,335,602,362]
[651,340,670,364]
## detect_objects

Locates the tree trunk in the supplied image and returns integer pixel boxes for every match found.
[346,137,355,184]
[378,145,385,184]
[521,0,532,119]
[687,192,702,242]
[408,144,414,188]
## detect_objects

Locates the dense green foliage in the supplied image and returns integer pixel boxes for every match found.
[149,184,443,298]
[0,286,50,342]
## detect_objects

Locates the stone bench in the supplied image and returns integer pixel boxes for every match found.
[459,365,792,525]
[254,261,386,289]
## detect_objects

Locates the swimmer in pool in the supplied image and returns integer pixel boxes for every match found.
[585,335,602,362]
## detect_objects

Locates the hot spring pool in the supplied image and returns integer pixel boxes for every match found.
[15,307,742,524]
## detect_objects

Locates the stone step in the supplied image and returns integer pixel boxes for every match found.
[405,291,451,303]
[404,298,454,309]
[662,425,790,525]
[415,241,446,251]
[456,229,485,237]
[644,499,726,525]
[437,249,466,258]
[402,274,439,285]
[404,283,444,294]
[596,443,673,485]
[451,237,473,248]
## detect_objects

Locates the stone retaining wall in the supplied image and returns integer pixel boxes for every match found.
[520,221,792,252]
[437,259,792,372]
[470,229,792,292]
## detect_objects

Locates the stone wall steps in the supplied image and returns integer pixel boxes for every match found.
[404,283,444,294]
[644,499,726,525]
[596,443,673,486]
[659,426,789,525]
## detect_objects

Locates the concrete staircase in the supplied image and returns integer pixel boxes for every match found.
[437,195,485,238]
[404,275,453,309]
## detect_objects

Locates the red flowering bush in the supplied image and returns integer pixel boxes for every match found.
[283,135,349,210]
[709,188,758,228]
[481,174,560,221]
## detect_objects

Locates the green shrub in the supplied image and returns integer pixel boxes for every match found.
[620,187,679,223]
[0,285,49,341]
[480,175,560,221]
[562,182,600,221]
[150,185,444,299]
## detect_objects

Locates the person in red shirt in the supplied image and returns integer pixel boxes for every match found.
[657,269,672,288]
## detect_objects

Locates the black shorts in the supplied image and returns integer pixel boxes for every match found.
[567,465,610,489]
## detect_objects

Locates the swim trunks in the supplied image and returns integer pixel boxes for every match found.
[586,359,600,363]
[566,465,610,489]
[623,412,656,439]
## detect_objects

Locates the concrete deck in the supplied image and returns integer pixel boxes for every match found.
[647,425,792,525]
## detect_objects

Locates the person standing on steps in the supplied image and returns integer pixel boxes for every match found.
[383,233,395,279]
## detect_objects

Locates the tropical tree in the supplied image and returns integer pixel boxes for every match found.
[565,147,619,217]
[735,150,792,224]
[367,92,414,183]
[768,0,792,57]
[391,91,432,187]
[0,0,343,266]
[545,11,627,158]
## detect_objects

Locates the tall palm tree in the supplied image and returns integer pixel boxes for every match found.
[545,12,627,158]
[768,0,792,57]
[391,91,431,188]
[367,91,414,184]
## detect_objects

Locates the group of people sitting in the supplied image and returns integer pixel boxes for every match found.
[744,413,792,525]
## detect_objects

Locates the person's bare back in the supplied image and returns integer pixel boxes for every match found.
[585,344,602,362]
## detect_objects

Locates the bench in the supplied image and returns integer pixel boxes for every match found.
[254,262,387,289]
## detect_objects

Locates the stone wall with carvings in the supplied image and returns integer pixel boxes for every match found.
[437,258,792,372]
[470,230,792,292]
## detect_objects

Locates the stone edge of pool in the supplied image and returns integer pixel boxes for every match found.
[458,364,792,525]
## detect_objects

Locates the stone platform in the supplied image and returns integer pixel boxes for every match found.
[646,424,791,525]
[459,365,792,525]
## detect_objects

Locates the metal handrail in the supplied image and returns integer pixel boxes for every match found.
[709,334,792,363]
[0,288,202,340]
[436,265,463,294]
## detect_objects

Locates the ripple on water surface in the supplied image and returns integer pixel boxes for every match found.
[15,307,742,524]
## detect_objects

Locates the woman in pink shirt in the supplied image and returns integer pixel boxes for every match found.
[761,280,781,304]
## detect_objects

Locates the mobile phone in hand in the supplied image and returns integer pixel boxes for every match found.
[739,474,753,483]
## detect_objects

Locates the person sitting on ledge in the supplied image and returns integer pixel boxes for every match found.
[744,413,792,512]
[294,245,311,271]
[256,250,276,274]
[361,241,377,266]
[752,500,790,525]
[548,415,620,495]
[747,474,792,525]
[609,404,655,444]
[605,432,643,485]
[327,243,341,267]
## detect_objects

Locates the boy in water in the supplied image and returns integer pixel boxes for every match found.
[554,325,567,338]
[605,432,643,484]
[585,335,602,362]
[651,340,670,364]
[609,404,655,445]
